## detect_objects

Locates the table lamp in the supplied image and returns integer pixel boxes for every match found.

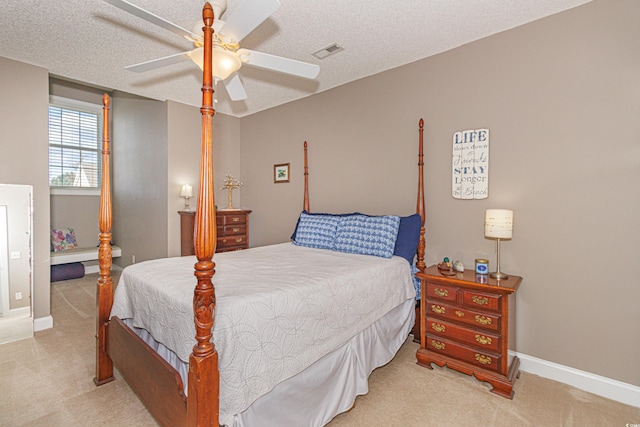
[180,184,193,211]
[484,209,513,279]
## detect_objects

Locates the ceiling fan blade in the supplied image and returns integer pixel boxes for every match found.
[125,51,192,73]
[239,49,320,79]
[222,73,248,101]
[103,0,200,41]
[218,0,280,43]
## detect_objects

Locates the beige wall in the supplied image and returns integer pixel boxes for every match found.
[0,57,50,320]
[240,0,640,386]
[111,92,169,266]
[50,195,99,248]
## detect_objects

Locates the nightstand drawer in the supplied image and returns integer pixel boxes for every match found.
[462,290,501,312]
[218,235,247,248]
[217,214,246,225]
[427,302,500,332]
[426,335,501,372]
[217,224,246,236]
[426,283,458,303]
[426,317,500,353]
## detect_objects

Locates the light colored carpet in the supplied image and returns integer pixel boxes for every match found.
[0,273,638,426]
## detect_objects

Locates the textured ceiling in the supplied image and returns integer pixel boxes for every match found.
[0,0,591,117]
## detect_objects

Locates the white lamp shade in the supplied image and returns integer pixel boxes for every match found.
[180,184,193,198]
[189,46,242,81]
[485,209,513,239]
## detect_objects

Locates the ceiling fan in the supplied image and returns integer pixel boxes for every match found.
[103,0,320,101]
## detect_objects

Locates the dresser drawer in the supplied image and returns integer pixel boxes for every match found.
[216,246,246,253]
[426,283,458,303]
[462,290,501,312]
[217,235,247,248]
[217,224,246,236]
[426,335,501,372]
[427,302,500,332]
[217,213,246,225]
[426,317,500,353]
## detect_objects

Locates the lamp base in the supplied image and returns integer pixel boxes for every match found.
[490,271,509,280]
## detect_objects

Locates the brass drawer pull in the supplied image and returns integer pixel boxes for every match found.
[235,238,243,243]
[455,310,465,317]
[434,288,448,297]
[475,315,492,325]
[472,296,489,305]
[431,323,446,333]
[232,217,240,222]
[431,340,445,350]
[232,227,240,233]
[475,335,492,345]
[431,305,445,314]
[475,354,492,365]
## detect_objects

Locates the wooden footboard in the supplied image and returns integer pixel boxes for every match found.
[108,317,187,426]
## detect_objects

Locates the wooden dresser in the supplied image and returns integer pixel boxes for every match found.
[416,265,522,399]
[178,209,251,256]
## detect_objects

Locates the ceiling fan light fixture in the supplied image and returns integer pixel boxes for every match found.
[213,45,242,80]
[188,46,242,81]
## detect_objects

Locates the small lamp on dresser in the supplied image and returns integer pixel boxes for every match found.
[485,209,513,280]
[180,184,193,211]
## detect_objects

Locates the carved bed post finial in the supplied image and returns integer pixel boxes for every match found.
[303,141,310,212]
[416,118,426,272]
[188,3,220,425]
[94,94,115,386]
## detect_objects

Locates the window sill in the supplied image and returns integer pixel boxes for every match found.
[50,188,100,196]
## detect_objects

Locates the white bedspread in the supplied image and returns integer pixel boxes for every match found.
[111,243,416,425]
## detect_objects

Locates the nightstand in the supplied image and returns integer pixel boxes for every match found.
[215,209,251,252]
[416,265,522,398]
[178,209,251,255]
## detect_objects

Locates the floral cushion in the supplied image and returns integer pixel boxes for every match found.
[51,228,78,252]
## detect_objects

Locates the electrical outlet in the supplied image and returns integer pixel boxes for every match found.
[15,292,22,300]
[10,251,20,260]
[132,254,136,264]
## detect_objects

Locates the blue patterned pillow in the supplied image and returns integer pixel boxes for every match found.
[291,210,358,241]
[335,215,400,258]
[293,212,339,250]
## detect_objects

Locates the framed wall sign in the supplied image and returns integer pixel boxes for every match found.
[452,129,489,200]
[274,163,290,183]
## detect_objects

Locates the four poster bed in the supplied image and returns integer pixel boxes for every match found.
[94,4,426,426]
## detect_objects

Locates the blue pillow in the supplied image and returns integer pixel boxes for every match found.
[394,213,422,265]
[291,210,358,241]
[292,212,339,250]
[334,215,400,258]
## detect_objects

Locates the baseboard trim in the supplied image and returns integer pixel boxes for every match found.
[514,351,640,408]
[33,315,53,332]
[83,264,122,275]
[84,265,99,274]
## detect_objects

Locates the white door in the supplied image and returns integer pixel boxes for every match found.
[0,205,9,316]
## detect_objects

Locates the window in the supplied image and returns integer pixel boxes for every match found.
[48,96,103,195]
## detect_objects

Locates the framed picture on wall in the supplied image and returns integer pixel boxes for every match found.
[274,163,290,183]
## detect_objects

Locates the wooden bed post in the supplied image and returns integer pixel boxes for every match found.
[95,94,115,386]
[303,141,310,212]
[416,118,426,272]
[187,3,220,426]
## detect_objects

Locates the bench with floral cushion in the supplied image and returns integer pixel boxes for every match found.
[50,227,121,281]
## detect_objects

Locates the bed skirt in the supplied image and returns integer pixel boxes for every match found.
[124,297,415,427]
